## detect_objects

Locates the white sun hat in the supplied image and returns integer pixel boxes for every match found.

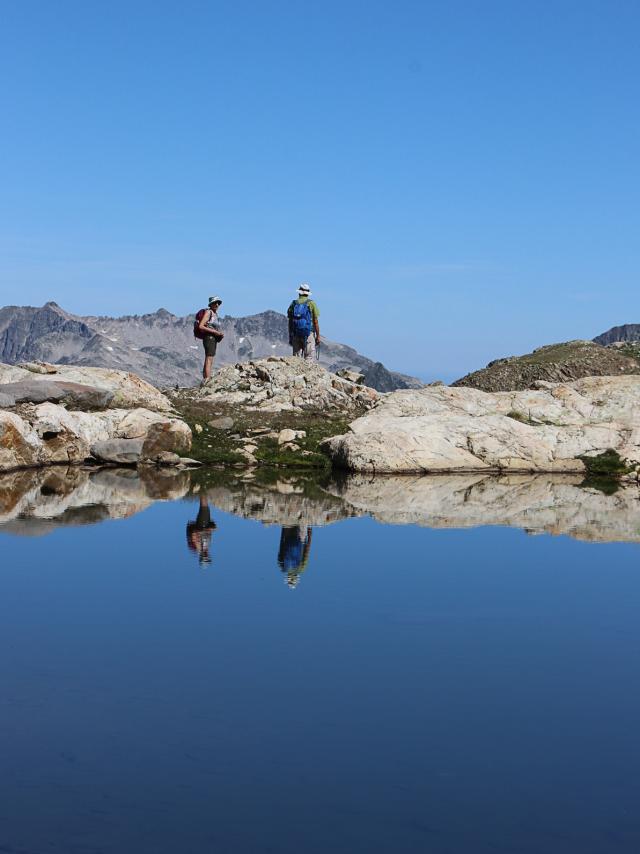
[208,295,223,305]
[298,283,311,295]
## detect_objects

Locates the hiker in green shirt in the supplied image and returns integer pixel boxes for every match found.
[287,283,320,360]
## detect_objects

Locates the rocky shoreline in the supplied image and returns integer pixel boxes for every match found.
[2,358,639,483]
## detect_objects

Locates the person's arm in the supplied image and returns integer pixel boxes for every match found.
[287,304,294,344]
[198,310,224,339]
[313,312,320,344]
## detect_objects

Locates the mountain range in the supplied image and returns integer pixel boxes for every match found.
[0,302,422,392]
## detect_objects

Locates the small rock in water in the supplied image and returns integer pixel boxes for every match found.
[151,451,181,466]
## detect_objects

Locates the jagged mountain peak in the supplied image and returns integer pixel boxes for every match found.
[0,301,422,392]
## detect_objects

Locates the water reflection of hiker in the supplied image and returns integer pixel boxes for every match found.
[194,296,224,381]
[287,284,320,360]
[186,494,217,566]
[277,526,313,588]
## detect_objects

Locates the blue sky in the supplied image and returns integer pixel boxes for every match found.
[1,0,638,379]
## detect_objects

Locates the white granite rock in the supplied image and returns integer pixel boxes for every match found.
[0,363,171,411]
[324,376,640,473]
[198,357,377,413]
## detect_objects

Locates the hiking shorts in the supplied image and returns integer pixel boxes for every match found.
[203,335,218,357]
[292,335,315,360]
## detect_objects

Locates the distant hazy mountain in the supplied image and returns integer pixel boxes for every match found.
[0,302,422,392]
[593,324,640,346]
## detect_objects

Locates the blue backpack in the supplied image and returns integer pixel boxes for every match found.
[282,538,304,571]
[290,300,313,340]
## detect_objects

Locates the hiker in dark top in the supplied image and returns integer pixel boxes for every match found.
[277,526,313,588]
[287,283,320,360]
[186,493,217,566]
[195,296,224,381]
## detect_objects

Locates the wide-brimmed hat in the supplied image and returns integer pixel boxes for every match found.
[298,283,311,296]
[208,295,222,306]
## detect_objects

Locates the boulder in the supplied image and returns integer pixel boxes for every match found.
[324,376,640,474]
[336,368,365,385]
[0,380,67,406]
[141,419,192,460]
[91,439,145,464]
[17,361,59,374]
[208,416,234,430]
[148,450,182,466]
[197,357,377,413]
[0,411,43,471]
[0,380,114,410]
[0,363,171,411]
[115,408,171,439]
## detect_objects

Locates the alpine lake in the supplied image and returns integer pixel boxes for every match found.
[1,463,640,854]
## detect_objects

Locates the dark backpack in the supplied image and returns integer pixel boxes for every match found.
[193,308,209,339]
[290,300,313,340]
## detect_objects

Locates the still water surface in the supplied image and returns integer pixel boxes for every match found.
[1,468,640,853]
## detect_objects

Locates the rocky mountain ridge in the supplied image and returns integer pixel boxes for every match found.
[452,321,640,393]
[0,302,421,392]
[453,339,640,392]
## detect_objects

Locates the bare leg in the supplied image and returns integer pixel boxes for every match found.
[203,355,214,379]
[304,335,316,361]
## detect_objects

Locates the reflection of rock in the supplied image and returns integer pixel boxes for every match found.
[202,476,354,527]
[328,473,640,544]
[4,465,640,546]
[0,466,190,536]
[324,376,640,474]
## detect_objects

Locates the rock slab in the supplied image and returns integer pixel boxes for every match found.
[324,375,640,474]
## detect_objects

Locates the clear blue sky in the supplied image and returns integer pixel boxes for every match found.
[1,0,638,378]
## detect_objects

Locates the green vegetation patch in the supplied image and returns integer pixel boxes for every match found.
[578,448,632,478]
[580,476,621,496]
[170,389,353,470]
